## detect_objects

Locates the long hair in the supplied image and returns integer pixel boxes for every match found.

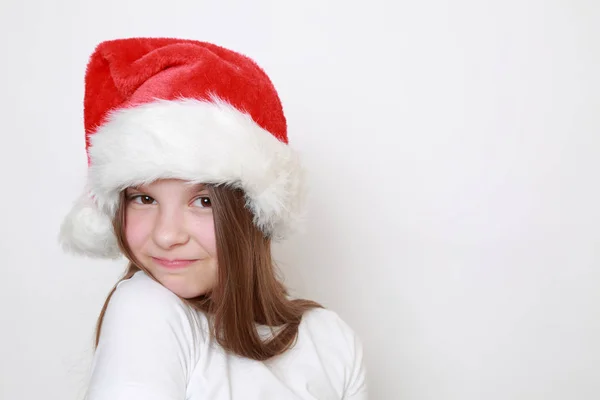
[94,184,321,361]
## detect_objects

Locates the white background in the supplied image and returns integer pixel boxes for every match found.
[1,0,599,399]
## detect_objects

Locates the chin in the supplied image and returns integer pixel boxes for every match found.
[158,274,211,299]
[175,288,207,299]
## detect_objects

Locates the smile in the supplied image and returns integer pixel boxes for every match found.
[151,257,199,269]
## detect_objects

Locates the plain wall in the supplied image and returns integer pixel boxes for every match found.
[1,0,599,399]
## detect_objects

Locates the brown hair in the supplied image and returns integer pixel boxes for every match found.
[94,184,321,361]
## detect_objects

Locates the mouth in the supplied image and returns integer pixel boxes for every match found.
[151,257,199,269]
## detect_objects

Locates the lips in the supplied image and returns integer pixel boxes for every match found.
[151,257,198,269]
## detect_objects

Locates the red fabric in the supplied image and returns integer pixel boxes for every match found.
[84,38,288,164]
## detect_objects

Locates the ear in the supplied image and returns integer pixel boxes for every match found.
[58,191,122,259]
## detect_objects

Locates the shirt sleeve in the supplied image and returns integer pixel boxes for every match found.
[343,329,368,400]
[85,272,200,400]
[332,312,368,400]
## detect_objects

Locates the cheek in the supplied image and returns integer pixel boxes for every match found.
[190,214,217,257]
[124,211,152,251]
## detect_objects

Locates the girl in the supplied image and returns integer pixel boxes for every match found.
[60,37,368,399]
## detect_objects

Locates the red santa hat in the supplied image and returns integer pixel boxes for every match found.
[59,37,306,258]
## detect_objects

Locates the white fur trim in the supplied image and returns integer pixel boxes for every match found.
[59,192,122,258]
[60,98,306,258]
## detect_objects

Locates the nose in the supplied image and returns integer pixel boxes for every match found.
[152,207,190,250]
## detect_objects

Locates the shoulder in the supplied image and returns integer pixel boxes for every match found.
[102,270,205,341]
[88,271,204,398]
[301,307,359,342]
[299,307,368,398]
[298,307,363,364]
[110,270,181,308]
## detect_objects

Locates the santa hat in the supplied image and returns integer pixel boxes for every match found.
[59,37,306,258]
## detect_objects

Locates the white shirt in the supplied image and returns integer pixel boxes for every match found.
[86,271,368,399]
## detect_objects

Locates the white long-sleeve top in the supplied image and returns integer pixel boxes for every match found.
[86,270,368,399]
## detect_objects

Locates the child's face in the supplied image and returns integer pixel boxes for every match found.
[124,179,217,298]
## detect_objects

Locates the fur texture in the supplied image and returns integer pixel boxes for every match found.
[59,98,306,258]
[83,37,288,160]
[59,192,122,259]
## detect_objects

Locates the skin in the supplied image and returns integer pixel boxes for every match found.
[124,179,218,298]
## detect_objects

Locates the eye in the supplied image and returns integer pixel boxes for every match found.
[192,196,212,208]
[129,195,156,205]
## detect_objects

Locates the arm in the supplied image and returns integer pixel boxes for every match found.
[343,330,368,400]
[86,272,199,400]
[323,310,368,400]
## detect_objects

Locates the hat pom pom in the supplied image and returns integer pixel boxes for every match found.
[59,192,122,259]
